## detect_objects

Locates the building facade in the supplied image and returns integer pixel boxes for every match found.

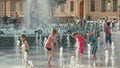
[0,0,26,17]
[55,0,120,20]
[0,0,120,20]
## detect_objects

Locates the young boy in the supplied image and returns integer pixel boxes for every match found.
[72,32,85,63]
[89,32,98,60]
[45,29,58,66]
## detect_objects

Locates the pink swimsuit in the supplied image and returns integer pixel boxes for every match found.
[45,34,56,48]
[76,34,85,54]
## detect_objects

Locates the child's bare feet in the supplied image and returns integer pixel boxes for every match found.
[48,63,52,68]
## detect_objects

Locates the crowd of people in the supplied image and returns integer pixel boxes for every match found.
[0,12,23,27]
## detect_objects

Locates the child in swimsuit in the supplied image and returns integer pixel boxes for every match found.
[45,29,58,66]
[72,32,85,63]
[18,34,31,67]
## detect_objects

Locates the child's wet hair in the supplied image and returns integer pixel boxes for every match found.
[89,32,94,38]
[107,22,110,26]
[52,29,57,34]
[20,34,26,39]
[72,32,78,37]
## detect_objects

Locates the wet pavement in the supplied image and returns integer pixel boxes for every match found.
[0,31,120,68]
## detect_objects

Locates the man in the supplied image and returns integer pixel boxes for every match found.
[104,22,112,44]
[2,15,9,25]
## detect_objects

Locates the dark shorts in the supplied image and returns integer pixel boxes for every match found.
[92,45,98,55]
[46,47,52,51]
[105,36,112,44]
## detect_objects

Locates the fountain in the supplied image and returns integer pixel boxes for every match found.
[69,56,75,68]
[38,34,43,57]
[15,34,25,67]
[67,34,70,58]
[35,32,39,58]
[75,43,79,64]
[15,35,19,58]
[96,37,101,66]
[59,47,64,68]
[88,44,91,68]
[93,62,96,68]
[43,37,47,57]
[105,50,109,68]
[111,42,115,68]
[26,0,32,32]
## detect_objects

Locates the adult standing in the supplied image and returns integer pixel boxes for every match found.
[13,12,19,28]
[2,14,9,25]
[104,22,112,45]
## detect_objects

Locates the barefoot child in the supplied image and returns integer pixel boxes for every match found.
[45,29,58,66]
[89,32,98,60]
[18,34,31,67]
[72,32,85,63]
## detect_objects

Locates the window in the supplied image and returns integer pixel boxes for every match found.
[2,4,3,12]
[61,4,64,12]
[12,2,16,12]
[90,0,95,12]
[20,2,23,13]
[70,1,74,11]
[0,3,4,12]
[0,4,1,12]
[101,0,106,12]
[113,0,117,12]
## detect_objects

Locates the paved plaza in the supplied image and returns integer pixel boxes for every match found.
[0,31,120,68]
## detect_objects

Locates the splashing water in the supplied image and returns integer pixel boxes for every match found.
[14,35,19,58]
[88,44,91,68]
[75,41,79,64]
[26,0,32,31]
[43,37,47,57]
[67,34,70,58]
[105,50,109,68]
[59,47,64,68]
[67,34,70,47]
[111,42,115,68]
[35,33,39,58]
[93,62,96,68]
[69,56,75,68]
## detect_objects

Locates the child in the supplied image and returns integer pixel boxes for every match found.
[18,34,31,67]
[45,29,58,66]
[89,32,98,60]
[72,32,85,63]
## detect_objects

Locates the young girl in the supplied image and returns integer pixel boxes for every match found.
[18,34,30,67]
[89,32,98,60]
[72,32,85,63]
[45,29,58,66]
